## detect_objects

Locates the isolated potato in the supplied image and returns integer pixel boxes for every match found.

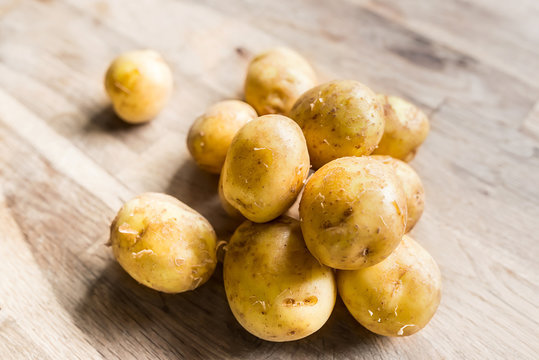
[221,115,310,223]
[299,156,407,270]
[372,95,430,161]
[372,155,425,232]
[244,47,316,115]
[109,193,216,293]
[290,80,384,169]
[187,100,257,174]
[224,217,336,342]
[338,235,441,337]
[104,50,173,124]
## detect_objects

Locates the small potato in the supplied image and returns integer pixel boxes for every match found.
[244,48,316,115]
[372,95,430,161]
[109,193,216,293]
[221,115,309,223]
[224,217,336,342]
[299,156,407,270]
[338,235,441,337]
[372,155,425,232]
[104,50,173,123]
[187,100,258,174]
[290,80,384,169]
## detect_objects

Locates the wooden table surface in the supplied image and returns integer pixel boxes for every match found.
[1,0,538,359]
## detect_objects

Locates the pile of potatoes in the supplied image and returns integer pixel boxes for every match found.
[106,48,441,342]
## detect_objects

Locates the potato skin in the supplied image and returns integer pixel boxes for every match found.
[338,235,441,337]
[221,115,310,223]
[110,193,217,293]
[187,100,257,174]
[372,95,430,161]
[244,48,316,115]
[105,50,173,123]
[224,217,336,342]
[299,156,407,270]
[372,155,425,232]
[290,80,384,169]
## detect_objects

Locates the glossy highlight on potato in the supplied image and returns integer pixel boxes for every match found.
[290,80,384,169]
[104,50,173,123]
[187,100,258,174]
[244,47,316,115]
[338,235,441,337]
[109,193,217,293]
[224,217,336,341]
[299,156,407,270]
[221,114,310,223]
[372,95,430,161]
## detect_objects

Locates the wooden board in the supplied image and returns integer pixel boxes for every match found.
[1,0,538,358]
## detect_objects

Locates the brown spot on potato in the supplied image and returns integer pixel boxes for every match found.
[303,296,318,305]
[283,298,296,306]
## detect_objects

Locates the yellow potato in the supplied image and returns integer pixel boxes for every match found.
[187,100,258,174]
[290,80,385,169]
[224,217,336,342]
[221,115,310,223]
[244,48,316,115]
[299,156,407,270]
[372,155,425,232]
[338,235,441,337]
[109,193,216,293]
[104,50,173,124]
[372,95,430,161]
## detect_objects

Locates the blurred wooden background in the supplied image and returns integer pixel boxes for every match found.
[0,0,538,359]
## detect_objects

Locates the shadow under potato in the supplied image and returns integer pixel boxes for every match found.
[85,105,150,133]
[165,159,243,241]
[73,259,381,359]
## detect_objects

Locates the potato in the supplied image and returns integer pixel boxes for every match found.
[244,48,316,115]
[109,193,216,293]
[104,50,173,124]
[290,80,385,169]
[187,100,258,174]
[372,95,430,161]
[221,114,310,223]
[338,235,441,337]
[224,217,336,342]
[372,155,425,232]
[299,156,407,270]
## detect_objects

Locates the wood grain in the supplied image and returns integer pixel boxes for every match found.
[0,0,538,359]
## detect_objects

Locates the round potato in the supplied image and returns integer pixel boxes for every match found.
[244,47,316,115]
[372,155,425,232]
[105,50,173,124]
[221,114,310,223]
[290,80,385,169]
[372,95,430,161]
[299,156,407,270]
[109,193,217,293]
[224,217,336,342]
[338,235,441,337]
[187,100,258,174]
